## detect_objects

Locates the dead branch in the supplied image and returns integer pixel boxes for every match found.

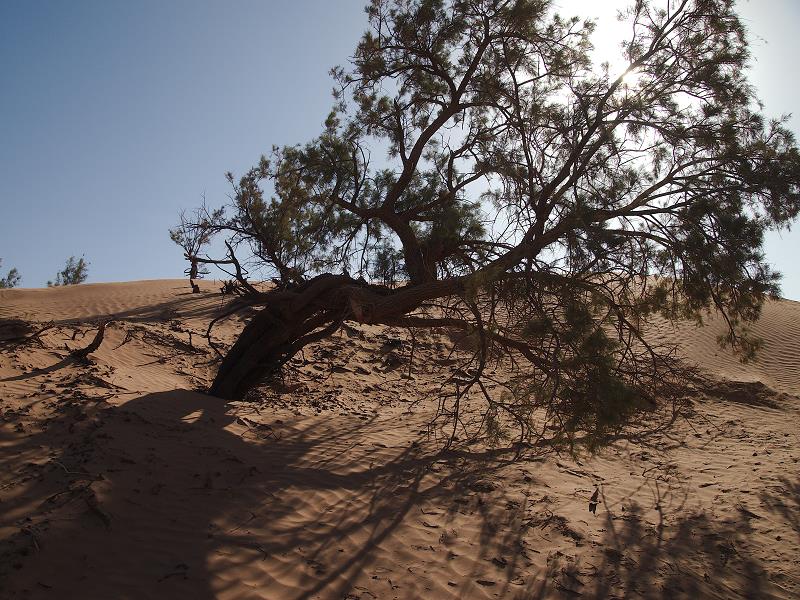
[70,320,112,361]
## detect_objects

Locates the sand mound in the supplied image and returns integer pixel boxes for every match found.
[1,281,798,599]
[648,298,800,397]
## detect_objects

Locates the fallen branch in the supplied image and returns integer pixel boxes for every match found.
[70,320,112,361]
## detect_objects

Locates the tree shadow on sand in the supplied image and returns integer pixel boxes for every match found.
[761,476,800,542]
[1,388,548,599]
[2,381,794,599]
[542,490,791,600]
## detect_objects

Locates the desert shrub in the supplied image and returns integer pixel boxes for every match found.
[0,259,21,288]
[48,256,89,287]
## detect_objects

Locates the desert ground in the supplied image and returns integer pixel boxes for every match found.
[1,280,798,599]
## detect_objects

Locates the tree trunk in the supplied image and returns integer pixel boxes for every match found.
[207,272,463,401]
[208,274,352,400]
[209,308,307,400]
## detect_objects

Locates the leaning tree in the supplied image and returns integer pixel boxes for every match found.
[175,0,800,446]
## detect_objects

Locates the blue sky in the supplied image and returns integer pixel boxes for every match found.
[2,1,798,299]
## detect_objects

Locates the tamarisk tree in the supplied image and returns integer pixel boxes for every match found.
[0,259,21,289]
[170,207,219,292]
[47,256,89,287]
[176,0,799,445]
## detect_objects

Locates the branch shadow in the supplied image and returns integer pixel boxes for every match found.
[550,489,784,600]
[0,357,76,383]
[4,385,790,599]
[761,476,800,540]
[1,388,540,599]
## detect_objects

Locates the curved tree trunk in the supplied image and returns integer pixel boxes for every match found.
[209,309,289,400]
[207,273,464,401]
[209,305,336,400]
[208,274,353,400]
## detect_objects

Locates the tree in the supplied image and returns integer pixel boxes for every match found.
[0,259,21,288]
[48,256,89,287]
[176,0,800,447]
[170,206,218,292]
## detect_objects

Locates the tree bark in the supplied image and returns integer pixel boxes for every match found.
[209,308,299,400]
[208,274,352,400]
[207,273,467,401]
[71,320,111,361]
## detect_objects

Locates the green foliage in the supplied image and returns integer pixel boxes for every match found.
[370,242,405,286]
[48,256,89,287]
[0,259,21,288]
[169,207,220,280]
[179,0,800,448]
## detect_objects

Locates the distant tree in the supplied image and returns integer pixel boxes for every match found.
[176,0,800,448]
[169,205,220,293]
[0,259,21,288]
[48,256,89,287]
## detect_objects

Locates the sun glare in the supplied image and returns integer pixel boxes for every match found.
[620,67,643,89]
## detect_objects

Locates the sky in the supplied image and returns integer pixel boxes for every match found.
[1,0,798,299]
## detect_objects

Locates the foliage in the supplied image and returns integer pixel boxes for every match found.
[169,206,221,282]
[48,256,89,287]
[0,259,21,288]
[176,0,800,449]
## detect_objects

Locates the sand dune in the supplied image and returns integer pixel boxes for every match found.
[658,298,800,397]
[1,280,798,599]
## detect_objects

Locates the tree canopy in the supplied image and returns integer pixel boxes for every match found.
[174,0,800,448]
[48,256,89,287]
[0,259,21,289]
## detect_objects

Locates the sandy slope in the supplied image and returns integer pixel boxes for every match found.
[1,280,798,599]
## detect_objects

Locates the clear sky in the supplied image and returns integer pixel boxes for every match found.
[2,0,798,299]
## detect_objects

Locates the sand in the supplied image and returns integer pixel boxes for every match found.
[1,280,798,599]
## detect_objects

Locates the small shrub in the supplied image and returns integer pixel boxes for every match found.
[0,259,21,288]
[48,256,89,287]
